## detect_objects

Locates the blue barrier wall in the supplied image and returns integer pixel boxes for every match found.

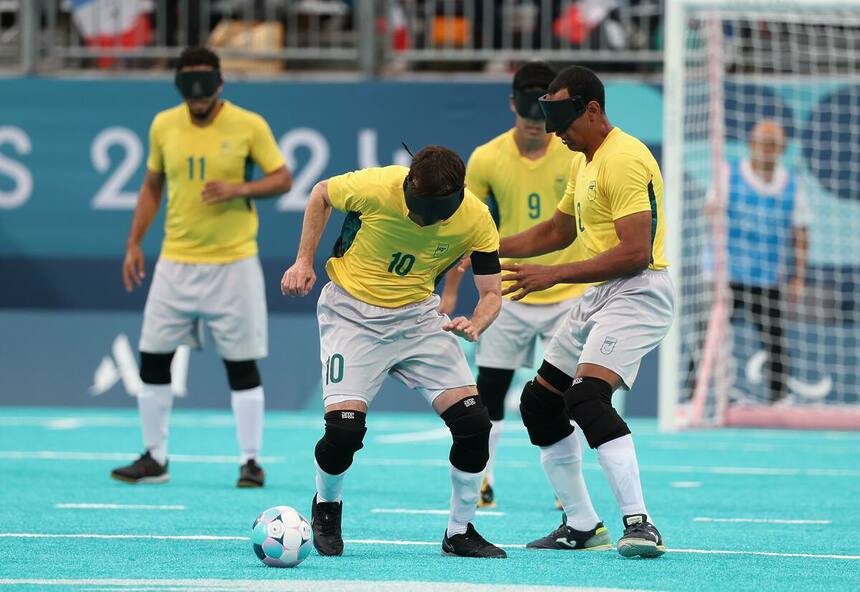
[0,78,666,413]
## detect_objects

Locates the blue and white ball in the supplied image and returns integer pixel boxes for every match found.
[251,505,313,567]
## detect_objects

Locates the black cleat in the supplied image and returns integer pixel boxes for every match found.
[311,494,344,556]
[527,516,612,550]
[237,459,265,488]
[617,514,665,558]
[110,451,169,484]
[442,523,507,558]
[478,476,496,508]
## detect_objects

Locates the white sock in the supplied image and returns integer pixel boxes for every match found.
[137,383,173,465]
[485,420,504,487]
[597,434,648,516]
[315,460,346,503]
[540,432,601,531]
[447,465,482,536]
[231,386,264,463]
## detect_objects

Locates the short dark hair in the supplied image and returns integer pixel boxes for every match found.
[548,65,605,112]
[512,61,556,92]
[176,46,220,72]
[408,146,465,198]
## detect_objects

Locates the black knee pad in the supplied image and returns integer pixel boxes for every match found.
[563,377,630,449]
[537,361,574,393]
[314,410,367,475]
[223,359,261,391]
[476,367,515,421]
[139,351,174,385]
[519,379,575,447]
[441,395,491,473]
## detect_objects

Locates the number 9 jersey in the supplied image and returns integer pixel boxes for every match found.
[325,165,500,308]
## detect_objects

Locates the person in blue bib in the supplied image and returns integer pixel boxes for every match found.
[707,119,810,403]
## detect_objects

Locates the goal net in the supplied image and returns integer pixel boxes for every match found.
[661,0,860,429]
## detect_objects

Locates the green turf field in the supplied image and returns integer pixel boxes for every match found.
[0,408,858,591]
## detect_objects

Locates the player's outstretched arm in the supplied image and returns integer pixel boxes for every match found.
[123,170,165,292]
[443,252,501,342]
[281,180,333,297]
[499,208,577,259]
[201,166,292,204]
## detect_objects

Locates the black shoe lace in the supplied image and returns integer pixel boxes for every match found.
[625,522,657,541]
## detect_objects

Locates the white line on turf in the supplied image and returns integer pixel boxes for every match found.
[371,509,505,516]
[54,504,186,511]
[670,481,702,488]
[2,450,858,479]
[1,533,858,560]
[692,517,831,525]
[0,579,649,592]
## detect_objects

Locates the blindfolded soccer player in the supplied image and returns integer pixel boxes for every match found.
[501,66,674,558]
[111,47,292,488]
[281,147,506,558]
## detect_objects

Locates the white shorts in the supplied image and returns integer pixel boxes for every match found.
[475,297,579,370]
[543,269,675,390]
[317,282,475,407]
[139,256,268,360]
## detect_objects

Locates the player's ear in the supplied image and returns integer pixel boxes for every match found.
[509,95,517,115]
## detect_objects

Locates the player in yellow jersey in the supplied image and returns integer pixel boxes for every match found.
[111,47,292,488]
[440,62,591,510]
[280,147,506,559]
[499,66,674,558]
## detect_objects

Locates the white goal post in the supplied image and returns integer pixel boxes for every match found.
[661,0,860,430]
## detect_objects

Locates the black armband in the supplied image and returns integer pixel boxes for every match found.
[470,250,501,275]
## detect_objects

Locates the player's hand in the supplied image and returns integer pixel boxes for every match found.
[122,243,145,292]
[201,180,242,204]
[501,263,558,301]
[788,276,805,303]
[456,255,471,273]
[443,316,480,342]
[281,259,316,297]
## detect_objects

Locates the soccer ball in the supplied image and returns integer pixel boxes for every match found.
[251,505,313,567]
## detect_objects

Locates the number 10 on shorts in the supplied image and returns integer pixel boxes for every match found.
[324,353,344,384]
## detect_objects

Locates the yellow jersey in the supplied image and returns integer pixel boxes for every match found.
[147,101,286,264]
[558,127,668,272]
[467,130,589,304]
[326,166,500,308]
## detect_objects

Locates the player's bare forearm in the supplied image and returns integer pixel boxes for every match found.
[240,166,292,198]
[441,267,465,300]
[294,181,333,264]
[499,209,576,258]
[470,273,502,335]
[127,170,165,246]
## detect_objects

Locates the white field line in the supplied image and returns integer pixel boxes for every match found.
[371,508,504,517]
[0,579,647,592]
[1,450,857,477]
[693,517,831,525]
[54,504,186,511]
[1,533,858,560]
[669,481,702,488]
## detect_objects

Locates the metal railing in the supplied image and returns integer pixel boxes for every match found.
[7,0,664,75]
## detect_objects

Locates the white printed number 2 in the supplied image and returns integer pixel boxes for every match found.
[91,127,143,209]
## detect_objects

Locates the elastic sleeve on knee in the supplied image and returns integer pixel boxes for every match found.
[563,377,630,449]
[314,410,367,475]
[441,396,491,473]
[537,361,574,393]
[139,352,175,385]
[519,379,574,447]
[223,359,261,391]
[476,367,515,422]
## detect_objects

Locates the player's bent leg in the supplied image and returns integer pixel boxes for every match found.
[111,352,174,484]
[435,389,506,559]
[567,364,664,558]
[311,401,368,557]
[476,366,515,507]
[520,362,608,550]
[224,359,266,488]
